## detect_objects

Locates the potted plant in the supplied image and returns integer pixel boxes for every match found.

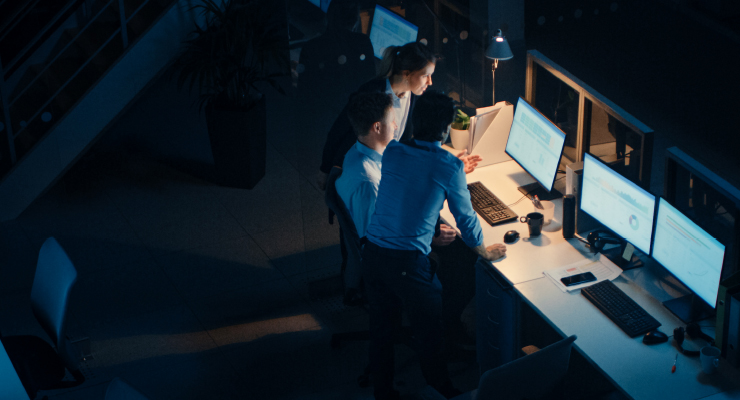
[171,0,289,189]
[450,109,471,150]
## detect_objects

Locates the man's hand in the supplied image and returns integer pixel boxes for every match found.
[317,171,328,191]
[431,224,456,247]
[485,243,507,261]
[456,150,482,174]
[474,243,507,261]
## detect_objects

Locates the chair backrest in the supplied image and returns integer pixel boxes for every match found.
[325,166,363,292]
[105,377,150,400]
[476,335,577,400]
[30,237,77,362]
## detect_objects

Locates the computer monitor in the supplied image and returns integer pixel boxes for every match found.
[581,152,656,259]
[505,97,567,200]
[652,197,725,323]
[368,5,419,59]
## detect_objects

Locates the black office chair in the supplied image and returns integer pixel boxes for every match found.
[324,166,364,307]
[420,335,578,400]
[0,237,85,399]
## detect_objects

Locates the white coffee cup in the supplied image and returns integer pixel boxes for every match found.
[700,345,720,374]
[537,200,555,226]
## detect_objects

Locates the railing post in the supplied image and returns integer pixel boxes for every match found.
[118,0,129,48]
[0,56,17,165]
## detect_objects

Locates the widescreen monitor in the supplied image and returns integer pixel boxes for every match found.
[652,197,725,322]
[581,152,656,255]
[505,97,566,200]
[368,5,419,59]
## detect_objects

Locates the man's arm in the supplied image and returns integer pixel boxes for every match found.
[446,160,507,258]
[345,180,379,239]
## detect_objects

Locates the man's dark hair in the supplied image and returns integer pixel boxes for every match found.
[346,92,394,137]
[412,92,455,142]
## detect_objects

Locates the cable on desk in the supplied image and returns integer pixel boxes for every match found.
[507,193,530,208]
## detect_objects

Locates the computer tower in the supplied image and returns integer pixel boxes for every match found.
[716,271,740,357]
[565,162,599,234]
[726,292,740,368]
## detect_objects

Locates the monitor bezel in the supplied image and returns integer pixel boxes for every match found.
[580,152,658,255]
[368,4,419,59]
[504,97,567,194]
[651,197,726,309]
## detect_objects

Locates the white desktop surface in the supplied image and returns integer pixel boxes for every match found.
[0,340,29,400]
[516,275,740,400]
[442,159,740,399]
[440,159,591,285]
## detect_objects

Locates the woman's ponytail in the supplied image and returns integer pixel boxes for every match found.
[378,45,400,78]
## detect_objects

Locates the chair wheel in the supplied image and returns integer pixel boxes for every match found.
[331,335,340,349]
[357,373,370,387]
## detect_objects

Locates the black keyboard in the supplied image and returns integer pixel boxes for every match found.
[581,280,661,338]
[467,181,518,226]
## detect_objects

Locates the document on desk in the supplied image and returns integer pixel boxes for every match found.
[544,254,622,292]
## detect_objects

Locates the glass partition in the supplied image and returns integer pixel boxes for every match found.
[526,50,653,189]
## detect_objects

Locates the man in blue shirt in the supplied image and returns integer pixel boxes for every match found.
[336,92,396,238]
[363,92,507,399]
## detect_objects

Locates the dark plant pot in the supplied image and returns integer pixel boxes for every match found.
[205,98,266,189]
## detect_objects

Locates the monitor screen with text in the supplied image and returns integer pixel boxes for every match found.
[368,5,419,59]
[581,153,656,254]
[652,198,725,307]
[505,97,566,192]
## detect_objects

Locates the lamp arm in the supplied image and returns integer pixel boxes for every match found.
[491,59,498,105]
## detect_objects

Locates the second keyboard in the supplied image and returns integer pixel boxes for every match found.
[581,280,661,338]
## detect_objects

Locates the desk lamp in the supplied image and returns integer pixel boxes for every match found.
[485,29,513,105]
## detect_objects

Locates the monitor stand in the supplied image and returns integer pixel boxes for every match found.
[663,294,716,324]
[517,183,562,201]
[600,245,644,271]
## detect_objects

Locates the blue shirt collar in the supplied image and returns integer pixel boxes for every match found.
[355,141,383,161]
[412,139,442,149]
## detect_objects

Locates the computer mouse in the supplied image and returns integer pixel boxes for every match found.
[503,230,520,244]
[642,330,668,345]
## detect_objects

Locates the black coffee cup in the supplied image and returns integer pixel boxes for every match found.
[520,212,544,237]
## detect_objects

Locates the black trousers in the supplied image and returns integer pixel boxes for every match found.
[362,241,450,399]
[432,236,477,335]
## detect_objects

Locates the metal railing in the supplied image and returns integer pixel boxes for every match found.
[0,0,166,177]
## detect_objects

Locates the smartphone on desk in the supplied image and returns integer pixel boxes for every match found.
[561,272,597,287]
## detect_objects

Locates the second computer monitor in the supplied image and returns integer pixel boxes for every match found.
[581,153,656,255]
[652,197,725,322]
[505,97,566,200]
[368,5,419,59]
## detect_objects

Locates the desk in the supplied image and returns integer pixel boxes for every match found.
[0,339,30,400]
[439,158,740,400]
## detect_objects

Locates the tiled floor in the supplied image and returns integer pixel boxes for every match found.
[3,2,738,398]
[0,82,481,398]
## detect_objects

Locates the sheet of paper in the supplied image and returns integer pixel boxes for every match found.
[544,254,622,292]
